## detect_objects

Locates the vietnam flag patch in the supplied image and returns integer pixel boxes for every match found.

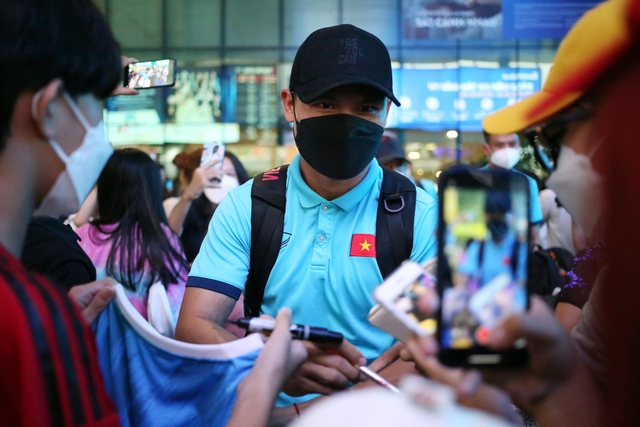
[350,234,376,257]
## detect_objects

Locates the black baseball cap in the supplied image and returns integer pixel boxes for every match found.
[376,136,409,165]
[289,24,400,106]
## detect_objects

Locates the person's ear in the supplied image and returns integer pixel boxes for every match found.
[482,143,491,157]
[281,89,295,123]
[31,79,64,140]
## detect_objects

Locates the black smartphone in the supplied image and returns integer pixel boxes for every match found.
[436,165,530,368]
[124,59,176,89]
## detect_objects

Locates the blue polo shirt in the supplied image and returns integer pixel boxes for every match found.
[480,165,543,224]
[458,232,528,286]
[188,154,438,360]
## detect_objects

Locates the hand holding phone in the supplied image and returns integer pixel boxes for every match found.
[124,59,176,89]
[111,57,140,96]
[201,142,225,171]
[371,260,438,342]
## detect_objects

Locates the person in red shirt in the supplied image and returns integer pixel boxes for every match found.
[0,2,308,426]
[0,0,125,425]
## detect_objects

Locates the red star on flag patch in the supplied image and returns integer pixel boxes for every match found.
[350,234,376,257]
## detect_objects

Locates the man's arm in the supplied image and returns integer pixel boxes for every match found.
[175,287,239,343]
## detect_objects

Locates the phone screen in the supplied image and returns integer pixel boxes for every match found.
[201,142,225,170]
[439,171,529,353]
[389,271,438,335]
[126,59,176,89]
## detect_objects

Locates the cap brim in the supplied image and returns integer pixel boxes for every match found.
[377,154,409,165]
[294,74,401,106]
[483,89,583,134]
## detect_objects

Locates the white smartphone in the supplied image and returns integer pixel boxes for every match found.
[372,260,437,341]
[201,142,225,172]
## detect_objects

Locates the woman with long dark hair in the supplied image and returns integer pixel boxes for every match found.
[76,149,189,321]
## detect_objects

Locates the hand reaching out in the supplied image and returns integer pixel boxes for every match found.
[68,277,117,324]
[181,158,223,202]
[110,56,140,96]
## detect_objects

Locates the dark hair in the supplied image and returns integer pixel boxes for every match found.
[0,0,121,149]
[225,150,250,185]
[485,191,511,214]
[173,148,203,182]
[92,149,188,291]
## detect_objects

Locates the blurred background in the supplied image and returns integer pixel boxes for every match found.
[94,0,601,183]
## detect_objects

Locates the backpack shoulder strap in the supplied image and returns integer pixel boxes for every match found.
[245,165,289,318]
[375,167,417,279]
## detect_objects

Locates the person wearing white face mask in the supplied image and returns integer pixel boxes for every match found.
[165,148,249,263]
[163,148,250,338]
[0,0,129,424]
[481,131,543,245]
[374,135,438,200]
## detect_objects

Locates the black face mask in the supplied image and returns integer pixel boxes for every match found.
[294,113,384,180]
[487,219,509,241]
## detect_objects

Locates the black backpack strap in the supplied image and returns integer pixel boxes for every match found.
[245,165,289,318]
[375,167,416,279]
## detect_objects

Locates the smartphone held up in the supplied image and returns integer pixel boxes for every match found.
[201,142,225,170]
[436,166,530,368]
[124,59,176,90]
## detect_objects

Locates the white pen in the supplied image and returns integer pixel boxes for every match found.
[359,366,400,393]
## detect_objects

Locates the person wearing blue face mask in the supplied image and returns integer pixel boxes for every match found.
[481,131,543,246]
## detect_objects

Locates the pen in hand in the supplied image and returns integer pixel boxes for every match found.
[229,317,344,344]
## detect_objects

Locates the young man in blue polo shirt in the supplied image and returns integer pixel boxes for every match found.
[176,24,438,407]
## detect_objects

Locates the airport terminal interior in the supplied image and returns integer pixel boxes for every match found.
[94,0,564,183]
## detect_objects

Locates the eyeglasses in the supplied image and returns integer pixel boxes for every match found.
[520,108,593,171]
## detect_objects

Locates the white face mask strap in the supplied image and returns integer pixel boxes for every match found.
[49,139,71,164]
[63,93,91,131]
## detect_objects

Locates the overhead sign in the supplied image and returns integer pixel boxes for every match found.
[403,0,602,40]
[387,67,541,131]
[403,0,502,39]
[502,0,602,39]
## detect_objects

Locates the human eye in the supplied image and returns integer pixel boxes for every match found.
[313,101,334,110]
[360,105,380,113]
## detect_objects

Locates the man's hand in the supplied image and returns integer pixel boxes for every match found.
[110,56,140,96]
[364,341,403,375]
[68,277,117,324]
[281,338,366,396]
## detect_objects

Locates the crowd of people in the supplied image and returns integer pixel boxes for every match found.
[2,0,639,426]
